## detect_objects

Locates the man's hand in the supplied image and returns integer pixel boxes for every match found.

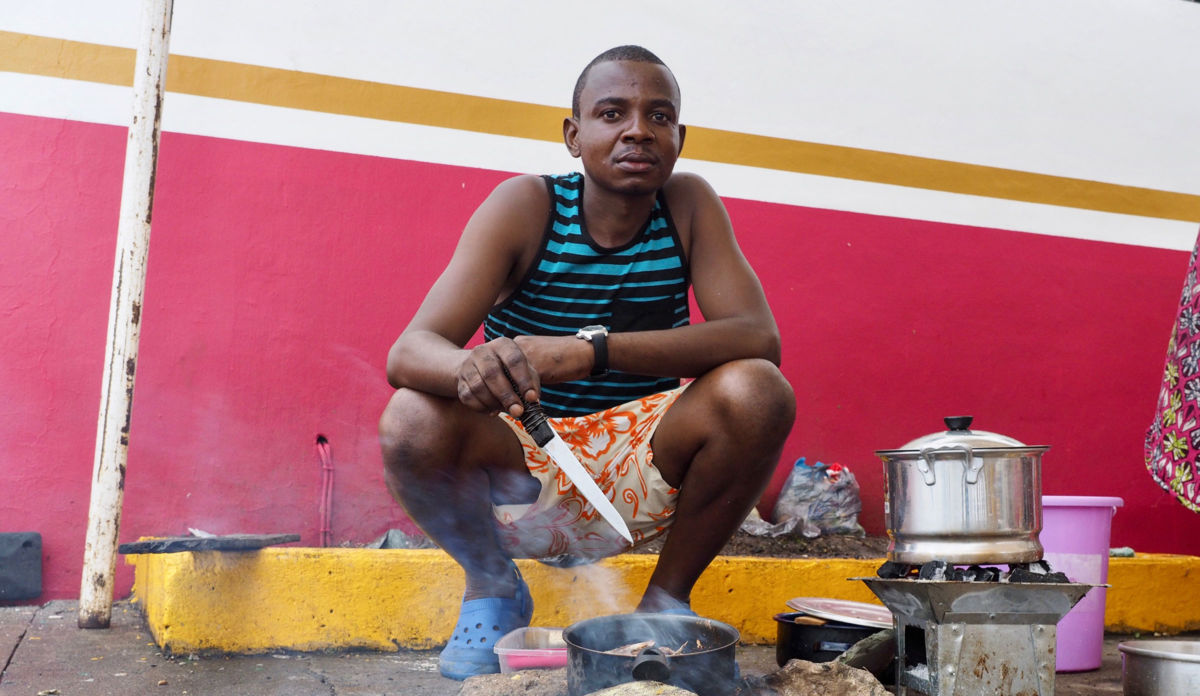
[455,335,592,416]
[456,338,537,417]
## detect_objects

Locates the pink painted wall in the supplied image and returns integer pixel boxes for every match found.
[2,111,1195,603]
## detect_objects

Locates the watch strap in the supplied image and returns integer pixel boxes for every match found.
[589,330,608,377]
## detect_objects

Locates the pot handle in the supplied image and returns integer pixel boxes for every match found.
[960,445,983,484]
[919,445,979,485]
[916,448,939,486]
[631,646,671,683]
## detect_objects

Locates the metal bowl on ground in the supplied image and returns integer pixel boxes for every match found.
[1119,640,1200,695]
[875,415,1048,564]
[563,613,739,696]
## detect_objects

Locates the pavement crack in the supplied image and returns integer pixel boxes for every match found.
[305,664,336,696]
[0,608,36,684]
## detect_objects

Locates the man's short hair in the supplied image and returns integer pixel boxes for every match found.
[571,45,674,119]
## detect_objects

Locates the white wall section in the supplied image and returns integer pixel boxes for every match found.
[2,0,1198,247]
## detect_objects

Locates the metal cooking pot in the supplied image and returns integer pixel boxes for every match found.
[773,612,880,667]
[875,416,1048,564]
[1119,640,1200,695]
[563,613,740,696]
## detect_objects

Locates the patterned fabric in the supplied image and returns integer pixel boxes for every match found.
[492,386,686,562]
[484,172,689,417]
[1145,235,1200,513]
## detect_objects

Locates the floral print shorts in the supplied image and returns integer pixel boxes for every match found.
[1146,236,1200,513]
[492,385,687,563]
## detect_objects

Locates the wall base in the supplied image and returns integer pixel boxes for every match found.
[126,548,1200,654]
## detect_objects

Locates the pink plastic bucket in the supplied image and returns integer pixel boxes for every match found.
[1040,495,1124,672]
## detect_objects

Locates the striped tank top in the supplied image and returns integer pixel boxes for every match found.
[484,172,690,417]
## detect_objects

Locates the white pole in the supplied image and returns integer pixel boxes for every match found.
[78,0,174,629]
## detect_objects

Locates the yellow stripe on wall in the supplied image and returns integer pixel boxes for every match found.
[4,30,1198,223]
[682,129,1200,222]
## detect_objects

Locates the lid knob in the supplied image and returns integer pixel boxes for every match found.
[944,415,973,431]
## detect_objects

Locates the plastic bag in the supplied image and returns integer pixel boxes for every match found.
[771,457,866,538]
[367,528,438,549]
[739,507,801,537]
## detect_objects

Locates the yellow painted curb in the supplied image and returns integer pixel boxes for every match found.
[1105,554,1200,634]
[127,549,1200,654]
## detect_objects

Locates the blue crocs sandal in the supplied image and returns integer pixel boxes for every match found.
[438,564,533,680]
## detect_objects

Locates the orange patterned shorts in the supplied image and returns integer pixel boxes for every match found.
[492,385,687,564]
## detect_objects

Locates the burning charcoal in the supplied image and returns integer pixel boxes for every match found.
[917,560,948,581]
[1011,561,1051,575]
[945,566,966,581]
[966,565,1000,583]
[1009,565,1071,583]
[877,561,914,579]
[1008,567,1043,583]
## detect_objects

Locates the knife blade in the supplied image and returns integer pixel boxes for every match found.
[520,401,634,544]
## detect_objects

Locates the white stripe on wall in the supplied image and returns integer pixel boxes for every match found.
[3,71,1195,251]
[5,0,1199,197]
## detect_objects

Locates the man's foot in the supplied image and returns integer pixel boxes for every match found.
[438,563,533,680]
[657,606,699,617]
[635,584,695,614]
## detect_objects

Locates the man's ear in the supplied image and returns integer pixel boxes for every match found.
[563,117,581,158]
[678,123,686,156]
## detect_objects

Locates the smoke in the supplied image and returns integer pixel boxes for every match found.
[557,560,635,618]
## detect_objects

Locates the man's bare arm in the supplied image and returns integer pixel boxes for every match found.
[387,172,777,412]
[604,173,781,377]
[385,175,550,414]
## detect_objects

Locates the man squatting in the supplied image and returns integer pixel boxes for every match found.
[379,45,796,680]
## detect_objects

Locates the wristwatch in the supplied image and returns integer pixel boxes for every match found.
[576,325,609,377]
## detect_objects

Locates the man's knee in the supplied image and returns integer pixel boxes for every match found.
[379,388,456,463]
[701,359,795,442]
[379,388,524,478]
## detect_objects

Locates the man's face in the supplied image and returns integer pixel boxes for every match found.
[565,60,684,196]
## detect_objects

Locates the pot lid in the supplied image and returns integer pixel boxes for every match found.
[784,597,893,629]
[876,415,1047,454]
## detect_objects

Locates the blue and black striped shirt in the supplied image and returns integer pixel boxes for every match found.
[484,173,690,417]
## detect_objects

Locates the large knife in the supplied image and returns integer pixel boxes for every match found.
[520,401,633,544]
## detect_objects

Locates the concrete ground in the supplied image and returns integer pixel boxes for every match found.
[0,601,1143,695]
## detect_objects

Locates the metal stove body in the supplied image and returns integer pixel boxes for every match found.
[859,576,1091,696]
[865,418,1096,694]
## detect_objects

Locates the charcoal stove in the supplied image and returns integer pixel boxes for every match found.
[855,562,1093,696]
[861,418,1096,694]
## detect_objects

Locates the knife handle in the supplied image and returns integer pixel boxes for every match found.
[502,366,555,448]
[520,400,555,448]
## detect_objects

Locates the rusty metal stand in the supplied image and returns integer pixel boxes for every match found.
[894,617,1058,695]
[860,578,1092,696]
